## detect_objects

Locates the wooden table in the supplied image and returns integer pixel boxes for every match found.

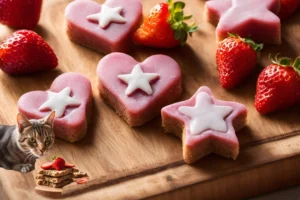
[0,0,300,199]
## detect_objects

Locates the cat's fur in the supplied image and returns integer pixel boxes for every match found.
[0,111,55,173]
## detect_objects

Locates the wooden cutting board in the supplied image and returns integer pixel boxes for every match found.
[0,0,300,199]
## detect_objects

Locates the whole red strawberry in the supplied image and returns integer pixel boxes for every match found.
[0,30,58,75]
[255,55,300,114]
[133,0,198,48]
[216,33,263,89]
[0,0,42,29]
[52,157,65,171]
[278,0,300,20]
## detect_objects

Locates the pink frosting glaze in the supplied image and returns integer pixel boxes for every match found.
[97,52,182,126]
[204,0,281,44]
[17,72,92,142]
[162,86,247,148]
[65,0,142,54]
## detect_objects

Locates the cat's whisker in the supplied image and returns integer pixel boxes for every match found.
[24,153,33,162]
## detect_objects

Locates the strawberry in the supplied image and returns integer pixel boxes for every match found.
[216,33,263,89]
[133,0,197,48]
[0,30,58,75]
[0,0,42,29]
[255,55,300,114]
[40,161,54,170]
[52,157,65,171]
[278,0,300,20]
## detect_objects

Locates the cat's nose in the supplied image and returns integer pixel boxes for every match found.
[39,149,45,153]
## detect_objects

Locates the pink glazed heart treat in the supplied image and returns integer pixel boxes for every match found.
[18,72,93,143]
[97,53,182,127]
[65,0,142,54]
[162,86,247,164]
[204,0,281,44]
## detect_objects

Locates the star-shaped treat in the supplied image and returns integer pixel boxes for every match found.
[161,86,247,164]
[204,0,231,26]
[86,4,126,28]
[118,64,160,96]
[178,92,233,135]
[204,0,281,44]
[39,87,81,118]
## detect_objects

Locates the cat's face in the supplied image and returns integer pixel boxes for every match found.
[16,112,56,158]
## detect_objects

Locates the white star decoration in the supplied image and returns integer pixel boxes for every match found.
[86,5,126,28]
[118,64,160,96]
[39,87,81,118]
[178,92,233,135]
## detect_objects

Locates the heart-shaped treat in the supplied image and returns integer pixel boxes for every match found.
[18,72,93,142]
[65,0,142,54]
[97,53,182,127]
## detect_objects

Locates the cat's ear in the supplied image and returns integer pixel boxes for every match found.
[17,113,32,132]
[44,111,56,126]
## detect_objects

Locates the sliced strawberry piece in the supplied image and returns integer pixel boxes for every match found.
[40,161,54,170]
[76,177,89,184]
[64,163,75,168]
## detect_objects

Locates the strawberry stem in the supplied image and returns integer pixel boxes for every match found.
[168,0,198,45]
[227,33,263,52]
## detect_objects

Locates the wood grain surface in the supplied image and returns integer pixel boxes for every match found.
[0,0,300,199]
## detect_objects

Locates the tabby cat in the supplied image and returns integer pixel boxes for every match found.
[0,111,55,173]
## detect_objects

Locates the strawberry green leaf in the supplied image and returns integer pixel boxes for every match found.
[279,57,292,66]
[168,0,173,6]
[268,54,300,75]
[293,57,300,74]
[174,30,183,40]
[227,32,263,52]
[167,0,198,45]
[227,32,237,38]
[173,2,185,10]
[52,156,58,160]
[184,15,192,20]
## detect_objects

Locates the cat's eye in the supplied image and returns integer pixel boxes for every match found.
[45,136,51,142]
[29,137,36,143]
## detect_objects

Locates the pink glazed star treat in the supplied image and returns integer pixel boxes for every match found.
[204,0,281,44]
[65,0,142,54]
[162,86,247,164]
[18,73,93,142]
[97,53,182,127]
[204,0,232,26]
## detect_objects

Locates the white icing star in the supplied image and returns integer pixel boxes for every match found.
[118,64,160,96]
[39,87,81,118]
[86,5,126,28]
[178,92,233,135]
